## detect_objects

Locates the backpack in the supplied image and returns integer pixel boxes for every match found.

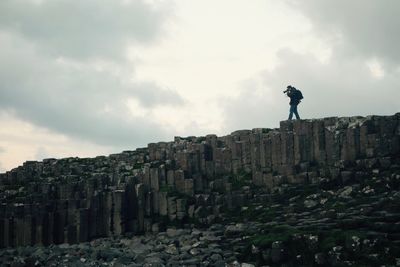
[295,89,303,100]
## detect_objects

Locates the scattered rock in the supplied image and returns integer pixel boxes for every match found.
[315,252,326,265]
[339,186,353,198]
[225,224,245,237]
[304,199,318,208]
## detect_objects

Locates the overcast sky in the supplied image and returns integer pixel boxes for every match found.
[0,0,399,172]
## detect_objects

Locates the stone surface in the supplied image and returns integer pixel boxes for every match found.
[0,114,399,266]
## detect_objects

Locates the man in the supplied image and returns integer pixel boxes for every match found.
[284,85,303,120]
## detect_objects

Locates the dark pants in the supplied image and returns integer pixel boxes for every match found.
[288,104,300,120]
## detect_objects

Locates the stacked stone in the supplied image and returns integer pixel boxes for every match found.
[204,134,217,177]
[359,115,400,158]
[0,113,399,248]
[0,148,153,248]
[249,114,400,189]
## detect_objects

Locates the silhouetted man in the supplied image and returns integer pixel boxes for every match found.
[284,85,303,120]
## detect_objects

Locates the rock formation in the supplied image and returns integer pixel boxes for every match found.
[0,113,399,266]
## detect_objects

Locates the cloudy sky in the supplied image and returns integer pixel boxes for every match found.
[0,0,399,172]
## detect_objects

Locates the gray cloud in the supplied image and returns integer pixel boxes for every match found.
[286,0,400,66]
[0,32,183,148]
[222,49,400,131]
[0,0,172,60]
[0,147,5,153]
[0,1,183,149]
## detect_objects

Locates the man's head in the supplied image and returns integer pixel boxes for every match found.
[286,85,295,93]
[284,85,296,94]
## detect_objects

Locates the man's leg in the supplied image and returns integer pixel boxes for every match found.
[294,105,300,120]
[288,105,294,120]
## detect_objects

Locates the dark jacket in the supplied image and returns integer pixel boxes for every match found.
[288,89,303,105]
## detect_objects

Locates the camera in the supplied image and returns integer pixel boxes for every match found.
[283,85,293,94]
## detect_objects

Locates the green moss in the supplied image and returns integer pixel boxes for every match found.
[330,201,347,212]
[224,201,280,223]
[257,208,278,221]
[159,185,171,192]
[251,233,285,247]
[249,225,301,247]
[230,169,252,190]
[159,185,189,199]
[320,230,341,251]
[269,224,298,233]
[196,137,206,143]
[319,229,367,252]
[132,162,143,169]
